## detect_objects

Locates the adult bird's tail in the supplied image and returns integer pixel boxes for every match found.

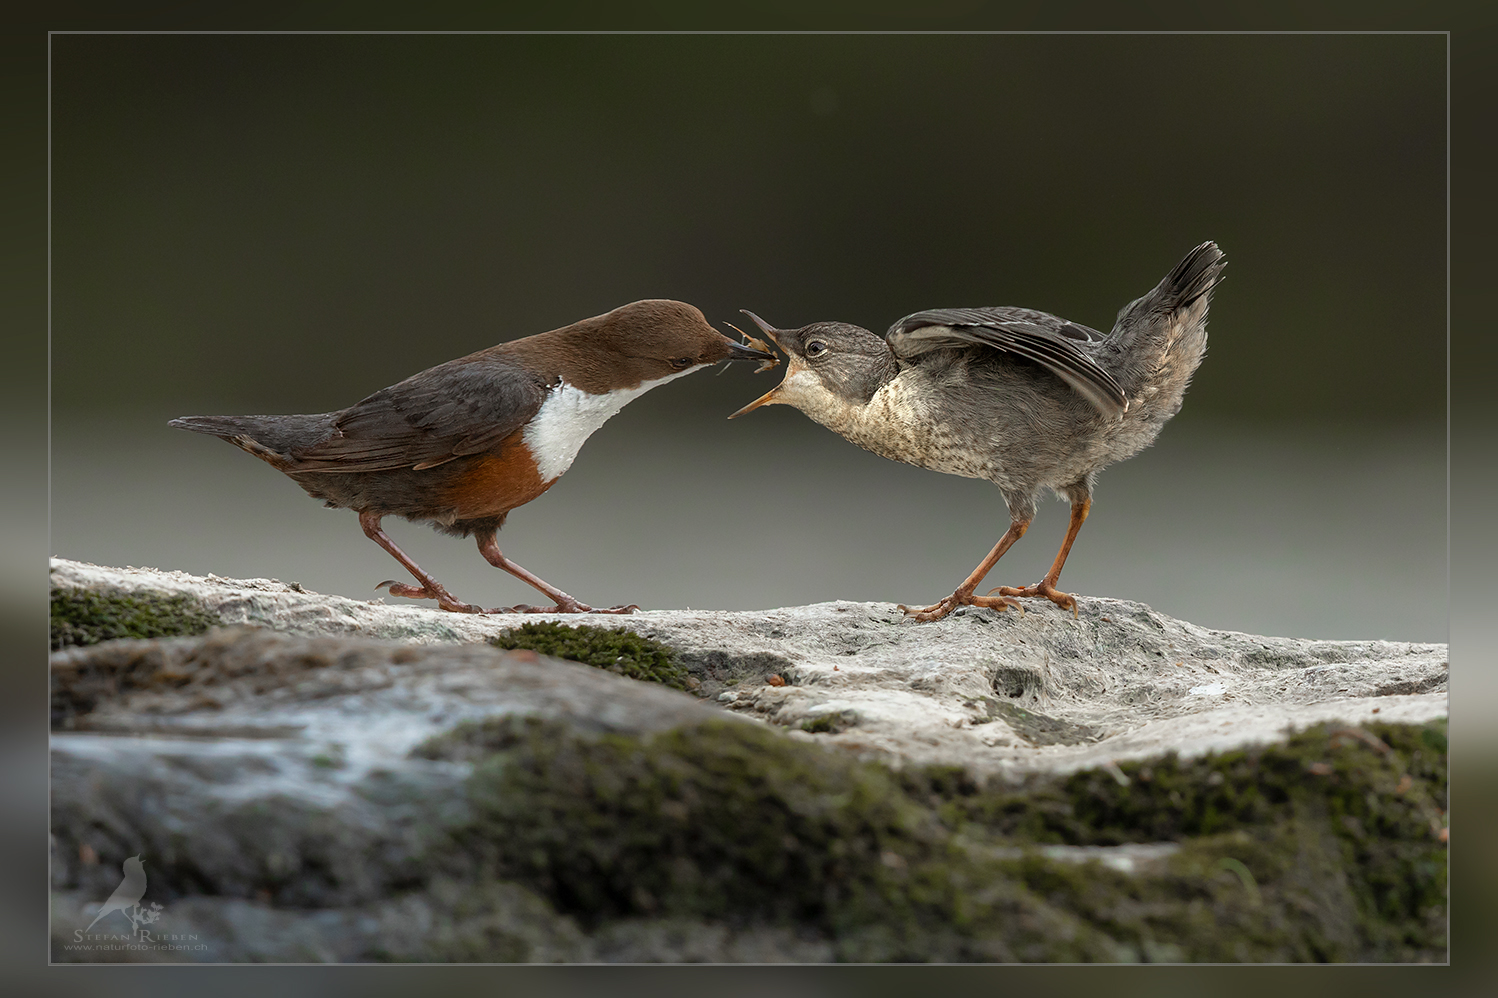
[169,413,338,471]
[1103,241,1226,416]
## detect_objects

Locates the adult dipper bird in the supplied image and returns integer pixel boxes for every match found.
[171,299,775,614]
[731,242,1225,622]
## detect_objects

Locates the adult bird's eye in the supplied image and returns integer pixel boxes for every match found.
[669,357,693,370]
[806,340,828,358]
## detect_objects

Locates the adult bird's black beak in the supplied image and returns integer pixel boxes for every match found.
[728,310,795,419]
[723,338,777,363]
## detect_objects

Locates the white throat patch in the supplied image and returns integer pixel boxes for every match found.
[523,368,696,482]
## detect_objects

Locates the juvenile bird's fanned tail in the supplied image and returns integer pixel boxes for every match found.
[1116,241,1226,322]
[1163,240,1227,310]
[1104,241,1225,406]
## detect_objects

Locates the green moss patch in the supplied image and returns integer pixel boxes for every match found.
[429,718,1446,962]
[414,714,550,764]
[50,587,220,651]
[911,720,1447,960]
[446,716,1098,961]
[488,622,688,690]
[799,710,857,734]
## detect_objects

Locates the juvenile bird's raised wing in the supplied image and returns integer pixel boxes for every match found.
[887,307,1127,416]
[290,359,551,472]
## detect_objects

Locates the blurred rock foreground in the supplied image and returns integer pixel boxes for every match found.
[49,558,1449,963]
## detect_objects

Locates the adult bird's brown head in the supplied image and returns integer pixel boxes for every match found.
[530,299,777,394]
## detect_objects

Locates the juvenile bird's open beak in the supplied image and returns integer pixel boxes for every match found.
[728,310,792,419]
[740,310,784,351]
[729,384,784,418]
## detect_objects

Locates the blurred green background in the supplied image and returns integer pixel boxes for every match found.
[49,33,1446,639]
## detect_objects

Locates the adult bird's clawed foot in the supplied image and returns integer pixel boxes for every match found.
[375,580,484,614]
[485,601,639,615]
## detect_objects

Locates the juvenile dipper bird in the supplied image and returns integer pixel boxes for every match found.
[172,299,775,614]
[731,242,1225,622]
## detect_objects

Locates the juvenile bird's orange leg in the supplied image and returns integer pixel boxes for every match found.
[475,530,638,615]
[360,511,484,613]
[992,496,1091,616]
[900,518,1030,622]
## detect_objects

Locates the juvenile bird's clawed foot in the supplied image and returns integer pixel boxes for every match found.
[375,580,484,614]
[898,591,1024,622]
[990,581,1079,618]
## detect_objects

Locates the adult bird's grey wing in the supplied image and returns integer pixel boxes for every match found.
[287,359,551,472]
[887,306,1128,416]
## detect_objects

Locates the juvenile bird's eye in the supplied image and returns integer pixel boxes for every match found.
[806,340,828,358]
[669,357,693,370]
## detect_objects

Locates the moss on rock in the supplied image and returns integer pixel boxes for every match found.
[799,710,857,735]
[428,717,1446,962]
[444,716,1112,961]
[488,622,688,689]
[50,586,220,650]
[414,714,550,764]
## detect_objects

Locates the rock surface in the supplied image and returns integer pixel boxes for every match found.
[49,558,1449,963]
[49,558,1447,774]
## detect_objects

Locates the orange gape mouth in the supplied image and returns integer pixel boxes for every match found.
[729,380,786,418]
[726,312,794,418]
[729,351,806,418]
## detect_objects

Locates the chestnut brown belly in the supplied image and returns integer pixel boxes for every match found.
[289,431,555,533]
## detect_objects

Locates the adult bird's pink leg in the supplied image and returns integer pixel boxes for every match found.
[475,530,638,614]
[360,511,484,613]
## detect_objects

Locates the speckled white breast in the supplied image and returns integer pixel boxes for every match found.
[832,377,988,478]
